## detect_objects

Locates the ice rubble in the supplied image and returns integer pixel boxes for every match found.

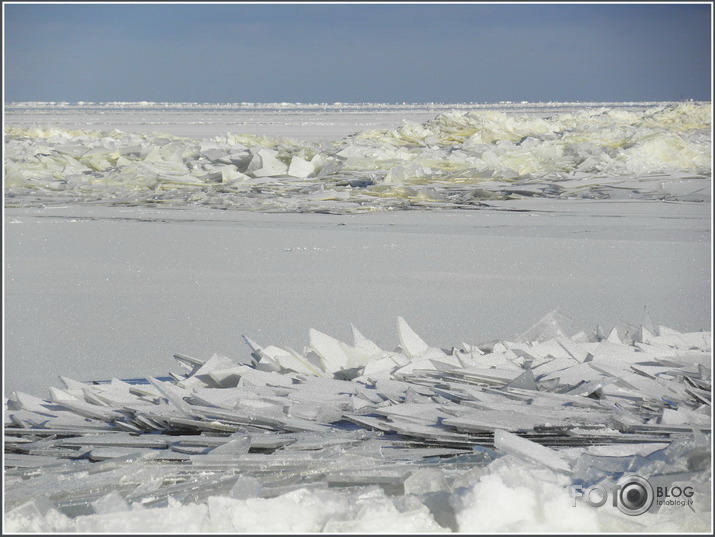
[4,311,711,532]
[4,102,711,212]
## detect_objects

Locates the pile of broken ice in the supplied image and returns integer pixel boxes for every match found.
[4,311,711,532]
[4,102,711,212]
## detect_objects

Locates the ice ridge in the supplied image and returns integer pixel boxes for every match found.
[4,102,711,212]
[4,311,711,531]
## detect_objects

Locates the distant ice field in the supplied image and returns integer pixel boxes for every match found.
[5,100,677,140]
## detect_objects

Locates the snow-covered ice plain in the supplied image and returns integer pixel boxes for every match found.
[3,101,712,532]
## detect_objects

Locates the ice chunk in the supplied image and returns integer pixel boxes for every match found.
[179,353,242,389]
[589,341,643,363]
[539,362,606,387]
[396,317,444,360]
[505,368,538,391]
[208,434,251,456]
[229,475,262,500]
[515,310,573,343]
[397,317,431,358]
[89,447,153,461]
[12,391,63,414]
[493,429,570,472]
[309,328,351,373]
[255,343,325,377]
[91,492,130,515]
[361,354,409,378]
[49,397,126,422]
[383,164,431,184]
[392,358,438,380]
[403,468,450,495]
[351,325,384,355]
[634,324,657,344]
[146,377,195,418]
[556,337,592,363]
[4,497,73,533]
[251,149,288,177]
[660,407,711,427]
[443,409,567,434]
[287,156,315,178]
[606,327,622,344]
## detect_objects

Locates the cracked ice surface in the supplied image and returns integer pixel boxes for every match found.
[4,311,711,532]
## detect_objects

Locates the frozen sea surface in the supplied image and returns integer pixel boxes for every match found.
[3,101,712,533]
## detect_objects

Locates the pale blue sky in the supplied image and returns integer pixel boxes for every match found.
[3,2,712,103]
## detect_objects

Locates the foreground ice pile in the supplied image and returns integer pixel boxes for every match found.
[4,311,711,532]
[4,102,711,212]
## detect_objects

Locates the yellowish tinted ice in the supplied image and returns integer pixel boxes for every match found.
[4,102,711,212]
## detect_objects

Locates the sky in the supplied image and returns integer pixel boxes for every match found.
[2,2,712,103]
